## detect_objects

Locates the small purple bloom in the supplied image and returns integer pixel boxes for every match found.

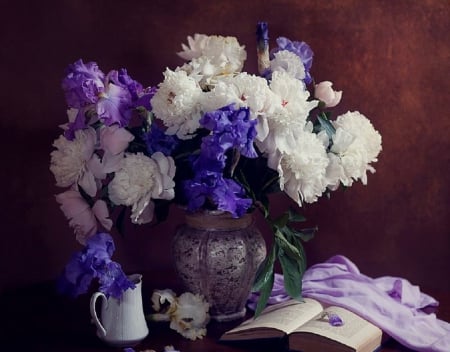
[58,232,134,299]
[144,123,179,156]
[62,59,105,108]
[273,37,314,84]
[328,313,344,326]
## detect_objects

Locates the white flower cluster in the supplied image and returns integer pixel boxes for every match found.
[150,33,382,206]
[50,123,176,240]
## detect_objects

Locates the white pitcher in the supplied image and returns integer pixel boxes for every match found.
[90,273,149,347]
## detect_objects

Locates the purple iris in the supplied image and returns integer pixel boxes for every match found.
[143,122,179,156]
[134,86,158,110]
[184,171,251,218]
[96,71,136,127]
[272,37,314,84]
[116,68,143,101]
[61,60,149,130]
[57,232,134,299]
[183,105,258,217]
[210,177,253,217]
[61,59,105,108]
[200,105,258,158]
[184,170,222,212]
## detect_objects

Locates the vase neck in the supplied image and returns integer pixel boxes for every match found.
[185,212,252,230]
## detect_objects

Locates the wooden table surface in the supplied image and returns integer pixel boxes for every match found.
[1,279,448,352]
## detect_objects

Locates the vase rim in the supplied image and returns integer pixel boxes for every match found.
[184,211,253,230]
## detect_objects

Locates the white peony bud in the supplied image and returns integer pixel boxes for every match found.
[314,81,342,108]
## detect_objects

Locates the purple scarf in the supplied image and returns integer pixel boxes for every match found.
[248,255,450,352]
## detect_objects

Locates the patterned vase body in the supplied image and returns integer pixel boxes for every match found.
[172,211,266,322]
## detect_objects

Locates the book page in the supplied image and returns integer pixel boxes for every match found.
[224,299,323,336]
[293,306,382,351]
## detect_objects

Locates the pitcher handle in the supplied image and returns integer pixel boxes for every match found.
[90,292,107,337]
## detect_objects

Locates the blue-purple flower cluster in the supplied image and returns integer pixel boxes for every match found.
[58,232,134,298]
[184,104,258,217]
[143,122,180,156]
[61,60,152,140]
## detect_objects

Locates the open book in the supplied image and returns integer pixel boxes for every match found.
[220,299,383,352]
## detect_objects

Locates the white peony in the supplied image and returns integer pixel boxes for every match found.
[256,71,318,155]
[199,35,246,75]
[269,71,318,119]
[50,127,103,197]
[177,33,210,60]
[270,50,306,81]
[151,69,203,139]
[203,73,278,115]
[270,129,330,206]
[179,35,247,87]
[108,152,176,224]
[326,111,382,188]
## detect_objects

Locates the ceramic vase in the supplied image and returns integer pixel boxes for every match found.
[172,211,266,322]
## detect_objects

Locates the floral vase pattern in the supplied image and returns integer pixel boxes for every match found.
[172,211,266,322]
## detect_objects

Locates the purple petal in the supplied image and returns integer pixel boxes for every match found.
[58,233,134,299]
[96,83,132,127]
[328,313,344,326]
[61,59,105,108]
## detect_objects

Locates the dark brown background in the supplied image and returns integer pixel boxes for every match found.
[0,0,448,295]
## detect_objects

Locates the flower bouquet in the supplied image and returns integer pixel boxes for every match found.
[50,22,382,315]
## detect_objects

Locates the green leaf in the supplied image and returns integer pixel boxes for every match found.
[253,271,275,318]
[252,244,277,318]
[273,213,289,228]
[278,253,303,299]
[287,208,306,223]
[318,113,336,139]
[252,244,276,292]
[275,229,301,261]
[291,226,318,242]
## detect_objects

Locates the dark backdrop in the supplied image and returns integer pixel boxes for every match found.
[0,0,448,294]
